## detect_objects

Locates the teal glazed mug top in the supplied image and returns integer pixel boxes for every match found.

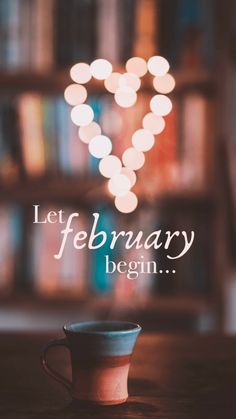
[41,320,141,405]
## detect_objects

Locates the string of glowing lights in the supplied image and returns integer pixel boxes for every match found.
[64,56,175,213]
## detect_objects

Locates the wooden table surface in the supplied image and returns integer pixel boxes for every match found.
[1,333,236,419]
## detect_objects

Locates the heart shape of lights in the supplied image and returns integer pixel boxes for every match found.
[64,56,175,213]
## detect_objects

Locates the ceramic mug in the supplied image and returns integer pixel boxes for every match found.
[41,320,141,405]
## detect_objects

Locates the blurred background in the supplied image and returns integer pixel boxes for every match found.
[0,0,235,334]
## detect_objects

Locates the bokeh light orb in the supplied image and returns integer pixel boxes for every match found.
[90,59,112,80]
[132,129,155,152]
[64,84,87,106]
[104,72,121,93]
[126,57,147,77]
[115,191,138,213]
[108,174,131,197]
[88,135,112,158]
[122,147,145,170]
[70,63,91,84]
[115,87,137,108]
[119,73,141,91]
[153,73,175,94]
[142,112,165,134]
[99,155,122,178]
[78,122,101,144]
[150,94,172,116]
[147,56,170,77]
[120,167,137,187]
[71,104,94,126]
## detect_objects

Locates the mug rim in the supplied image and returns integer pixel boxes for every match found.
[63,320,141,335]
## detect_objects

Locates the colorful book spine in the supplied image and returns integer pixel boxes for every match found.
[68,116,88,176]
[140,96,179,194]
[60,210,88,294]
[133,0,158,58]
[97,0,119,64]
[56,98,71,175]
[89,207,117,294]
[32,207,61,296]
[181,93,207,188]
[42,97,59,175]
[33,0,54,71]
[88,96,103,174]
[0,206,22,294]
[17,94,46,176]
[6,0,21,68]
[32,206,88,297]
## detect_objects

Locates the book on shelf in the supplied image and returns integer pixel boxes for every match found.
[56,97,72,175]
[33,0,54,71]
[89,206,117,294]
[0,98,22,183]
[180,93,208,189]
[114,208,156,305]
[43,96,59,175]
[31,206,88,297]
[133,0,157,58]
[18,94,46,177]
[0,205,22,295]
[97,0,119,64]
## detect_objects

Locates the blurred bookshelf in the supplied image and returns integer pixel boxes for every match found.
[0,0,227,332]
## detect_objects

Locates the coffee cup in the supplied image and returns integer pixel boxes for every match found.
[41,320,141,405]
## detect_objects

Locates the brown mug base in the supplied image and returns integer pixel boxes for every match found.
[71,397,128,406]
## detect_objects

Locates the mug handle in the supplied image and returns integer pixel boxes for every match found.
[41,338,71,391]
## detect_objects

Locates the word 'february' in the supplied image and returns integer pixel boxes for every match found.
[33,205,194,260]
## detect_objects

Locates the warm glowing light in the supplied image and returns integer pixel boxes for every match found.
[99,155,122,178]
[78,122,101,144]
[104,72,121,93]
[115,191,138,213]
[90,59,112,80]
[64,84,87,106]
[108,174,131,197]
[88,135,112,158]
[142,112,165,134]
[66,55,174,214]
[71,104,94,126]
[126,57,147,77]
[120,167,137,187]
[122,147,145,170]
[150,94,172,116]
[115,87,137,108]
[132,129,155,152]
[119,73,141,91]
[153,73,175,94]
[70,63,91,84]
[147,56,170,77]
